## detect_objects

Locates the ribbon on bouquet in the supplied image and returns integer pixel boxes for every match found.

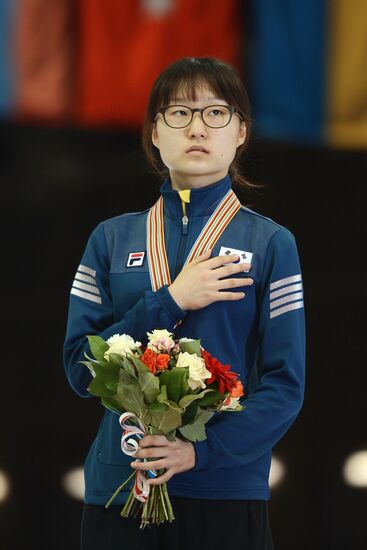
[119,412,157,503]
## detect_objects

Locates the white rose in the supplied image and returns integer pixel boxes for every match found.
[104,333,141,361]
[220,396,241,410]
[175,352,211,390]
[178,337,194,343]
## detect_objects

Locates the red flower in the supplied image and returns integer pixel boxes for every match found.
[141,349,157,374]
[230,380,245,398]
[202,350,239,394]
[156,354,170,371]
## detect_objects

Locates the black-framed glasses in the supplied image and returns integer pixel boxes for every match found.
[155,104,243,129]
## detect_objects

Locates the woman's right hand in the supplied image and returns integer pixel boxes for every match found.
[168,249,253,311]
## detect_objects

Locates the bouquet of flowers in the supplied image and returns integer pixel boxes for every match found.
[82,329,245,528]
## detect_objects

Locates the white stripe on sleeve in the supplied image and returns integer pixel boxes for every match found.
[270,292,304,310]
[78,264,96,277]
[270,301,304,319]
[72,280,100,295]
[75,272,97,285]
[71,288,102,304]
[270,283,303,300]
[270,274,302,290]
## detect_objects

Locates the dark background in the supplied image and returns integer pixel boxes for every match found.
[0,120,366,549]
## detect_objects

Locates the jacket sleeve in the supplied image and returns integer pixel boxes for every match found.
[63,222,186,398]
[192,227,306,470]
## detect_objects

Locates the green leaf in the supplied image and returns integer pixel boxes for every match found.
[181,401,199,425]
[145,426,176,441]
[198,390,223,407]
[178,389,214,410]
[122,359,137,379]
[88,377,116,398]
[150,408,182,433]
[118,368,135,386]
[196,408,215,424]
[88,361,120,392]
[138,370,160,404]
[101,396,124,415]
[158,369,189,403]
[154,385,182,413]
[156,385,167,403]
[147,401,169,412]
[127,354,149,375]
[87,335,109,361]
[159,399,182,413]
[79,360,96,376]
[107,353,125,367]
[116,383,147,419]
[179,339,202,356]
[178,420,206,441]
[178,409,214,441]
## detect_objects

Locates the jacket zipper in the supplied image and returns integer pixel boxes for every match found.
[173,202,189,280]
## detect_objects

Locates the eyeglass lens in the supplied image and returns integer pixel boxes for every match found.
[164,105,232,128]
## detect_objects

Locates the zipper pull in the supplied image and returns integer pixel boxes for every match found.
[182,215,189,235]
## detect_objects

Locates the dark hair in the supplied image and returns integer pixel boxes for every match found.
[142,57,254,191]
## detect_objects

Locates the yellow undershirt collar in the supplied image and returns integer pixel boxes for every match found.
[178,189,191,216]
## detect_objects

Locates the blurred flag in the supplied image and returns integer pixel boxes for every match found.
[0,0,16,118]
[75,0,242,128]
[249,0,367,149]
[14,0,75,122]
[2,0,367,148]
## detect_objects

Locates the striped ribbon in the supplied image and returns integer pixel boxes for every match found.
[147,189,241,291]
[119,412,157,503]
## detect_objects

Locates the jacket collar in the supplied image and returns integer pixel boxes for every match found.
[159,174,232,219]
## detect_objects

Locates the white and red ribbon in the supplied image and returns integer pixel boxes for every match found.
[119,412,157,503]
[147,190,241,292]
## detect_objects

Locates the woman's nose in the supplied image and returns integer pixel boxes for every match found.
[188,111,207,137]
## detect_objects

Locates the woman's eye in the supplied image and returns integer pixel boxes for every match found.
[208,108,225,116]
[172,110,188,117]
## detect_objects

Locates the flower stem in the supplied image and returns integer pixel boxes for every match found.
[159,484,168,522]
[105,470,136,509]
[162,482,175,521]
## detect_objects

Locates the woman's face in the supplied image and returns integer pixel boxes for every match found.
[152,85,246,190]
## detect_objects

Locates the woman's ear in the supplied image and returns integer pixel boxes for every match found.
[152,125,159,149]
[237,122,246,147]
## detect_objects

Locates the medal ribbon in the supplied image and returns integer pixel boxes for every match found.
[147,189,241,291]
[119,412,157,503]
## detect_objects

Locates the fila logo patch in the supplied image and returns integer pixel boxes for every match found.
[127,252,145,267]
[219,246,253,272]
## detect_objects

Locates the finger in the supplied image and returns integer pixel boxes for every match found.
[147,470,173,485]
[131,458,167,471]
[216,278,253,291]
[215,263,252,279]
[135,447,167,460]
[205,254,249,270]
[214,291,246,301]
[187,249,212,265]
[139,435,169,448]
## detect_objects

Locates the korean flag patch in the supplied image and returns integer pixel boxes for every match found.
[126,252,145,267]
[219,246,253,272]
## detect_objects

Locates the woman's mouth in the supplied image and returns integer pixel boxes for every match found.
[185,145,209,154]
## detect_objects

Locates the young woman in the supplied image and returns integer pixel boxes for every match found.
[64,57,305,550]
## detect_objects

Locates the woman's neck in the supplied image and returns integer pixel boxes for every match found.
[170,170,228,191]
